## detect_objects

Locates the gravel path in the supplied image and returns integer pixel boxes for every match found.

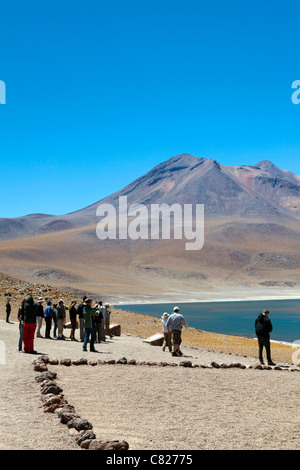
[1,319,300,450]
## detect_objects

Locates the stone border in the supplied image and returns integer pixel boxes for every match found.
[32,354,299,449]
[32,356,129,450]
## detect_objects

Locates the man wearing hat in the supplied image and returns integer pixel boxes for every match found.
[255,309,275,365]
[36,297,44,338]
[165,307,188,357]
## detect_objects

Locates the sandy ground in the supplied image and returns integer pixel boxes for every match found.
[1,319,300,450]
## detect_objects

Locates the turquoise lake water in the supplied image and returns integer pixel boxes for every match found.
[116,299,300,343]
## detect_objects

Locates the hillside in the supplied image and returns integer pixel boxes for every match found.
[1,154,300,302]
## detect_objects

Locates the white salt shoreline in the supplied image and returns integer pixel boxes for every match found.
[112,291,300,305]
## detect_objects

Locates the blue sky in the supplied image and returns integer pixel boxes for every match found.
[0,0,300,218]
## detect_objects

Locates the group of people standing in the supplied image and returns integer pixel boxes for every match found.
[16,294,112,354]
[10,293,276,365]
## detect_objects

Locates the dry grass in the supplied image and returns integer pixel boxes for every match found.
[111,307,294,365]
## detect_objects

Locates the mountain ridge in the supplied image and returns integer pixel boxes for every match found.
[1,153,300,301]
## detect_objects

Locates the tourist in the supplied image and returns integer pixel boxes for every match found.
[94,301,104,343]
[161,312,172,352]
[105,303,113,338]
[17,299,25,352]
[82,299,101,352]
[99,302,107,341]
[56,299,66,340]
[165,306,188,357]
[255,309,276,365]
[23,294,37,353]
[52,304,58,338]
[77,296,86,342]
[69,300,77,341]
[44,300,53,339]
[5,299,11,323]
[36,297,44,338]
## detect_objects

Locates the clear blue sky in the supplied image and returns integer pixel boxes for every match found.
[0,0,300,218]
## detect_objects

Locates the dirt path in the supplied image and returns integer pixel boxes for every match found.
[1,319,300,450]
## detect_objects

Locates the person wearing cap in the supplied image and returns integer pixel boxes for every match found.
[165,307,188,357]
[255,309,275,365]
[56,299,66,340]
[161,313,172,352]
[82,299,101,352]
[104,303,113,338]
[36,297,44,338]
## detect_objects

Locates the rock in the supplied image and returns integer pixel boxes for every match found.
[76,431,96,445]
[60,358,72,366]
[35,371,57,382]
[232,363,246,369]
[179,360,193,368]
[49,358,59,365]
[88,440,100,450]
[211,362,220,368]
[127,359,136,365]
[72,358,88,365]
[42,394,64,407]
[44,403,61,413]
[106,359,116,364]
[68,428,79,438]
[57,405,77,419]
[60,412,80,424]
[109,323,121,336]
[41,381,63,395]
[254,364,263,370]
[88,360,98,366]
[142,333,164,346]
[80,439,93,449]
[39,355,49,364]
[34,363,48,372]
[116,357,127,364]
[94,440,129,450]
[67,418,93,431]
[274,366,283,370]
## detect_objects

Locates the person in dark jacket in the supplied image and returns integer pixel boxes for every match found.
[69,301,77,341]
[77,296,86,342]
[82,298,101,352]
[17,299,25,351]
[6,300,11,323]
[23,295,37,353]
[255,309,275,365]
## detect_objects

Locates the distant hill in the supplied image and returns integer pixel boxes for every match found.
[1,153,300,302]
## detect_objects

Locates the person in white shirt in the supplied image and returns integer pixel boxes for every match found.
[161,312,172,352]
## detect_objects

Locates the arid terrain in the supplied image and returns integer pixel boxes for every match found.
[1,155,300,303]
[1,303,300,451]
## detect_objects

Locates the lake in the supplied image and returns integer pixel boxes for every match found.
[116,299,300,343]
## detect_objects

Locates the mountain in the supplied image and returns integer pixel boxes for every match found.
[1,153,300,302]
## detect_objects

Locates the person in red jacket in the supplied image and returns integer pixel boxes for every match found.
[23,295,38,354]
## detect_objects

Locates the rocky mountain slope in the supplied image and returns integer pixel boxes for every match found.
[1,154,300,302]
